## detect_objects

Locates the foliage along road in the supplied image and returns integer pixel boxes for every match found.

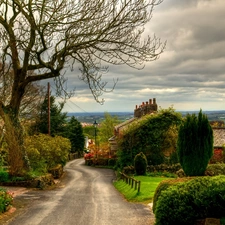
[5,159,154,225]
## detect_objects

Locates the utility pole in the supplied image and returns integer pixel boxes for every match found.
[48,82,51,136]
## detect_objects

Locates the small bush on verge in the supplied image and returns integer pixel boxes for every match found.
[0,187,13,213]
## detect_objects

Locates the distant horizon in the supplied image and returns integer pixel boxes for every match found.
[65,109,225,114]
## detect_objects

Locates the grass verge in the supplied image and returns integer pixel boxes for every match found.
[113,176,173,204]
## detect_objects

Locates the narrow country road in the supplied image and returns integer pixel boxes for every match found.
[5,159,155,225]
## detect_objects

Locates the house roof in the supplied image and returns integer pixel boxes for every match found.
[213,127,225,147]
[114,117,137,133]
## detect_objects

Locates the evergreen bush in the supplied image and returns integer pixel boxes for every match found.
[134,152,147,175]
[177,109,213,176]
[155,176,225,225]
[0,169,9,182]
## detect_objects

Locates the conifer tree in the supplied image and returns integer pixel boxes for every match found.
[30,95,67,136]
[177,110,213,176]
[66,116,85,154]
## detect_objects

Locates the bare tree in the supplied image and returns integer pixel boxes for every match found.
[0,0,165,172]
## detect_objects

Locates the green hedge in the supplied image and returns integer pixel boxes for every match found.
[152,177,192,213]
[154,176,225,225]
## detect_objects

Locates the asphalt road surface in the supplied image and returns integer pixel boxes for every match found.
[6,159,154,225]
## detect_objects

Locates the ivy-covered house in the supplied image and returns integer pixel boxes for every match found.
[108,98,158,156]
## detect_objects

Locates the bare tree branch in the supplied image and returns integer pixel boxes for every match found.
[0,0,165,112]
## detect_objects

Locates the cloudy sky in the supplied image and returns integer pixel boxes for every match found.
[58,0,225,113]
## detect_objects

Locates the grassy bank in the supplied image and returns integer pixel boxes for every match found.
[113,176,173,204]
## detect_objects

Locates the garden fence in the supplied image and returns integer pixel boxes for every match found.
[120,172,141,192]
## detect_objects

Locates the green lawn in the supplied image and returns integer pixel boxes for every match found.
[113,176,173,204]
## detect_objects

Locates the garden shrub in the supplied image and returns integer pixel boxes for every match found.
[155,176,225,225]
[152,177,192,213]
[25,134,71,172]
[96,158,108,166]
[134,152,147,175]
[147,163,181,174]
[0,169,9,182]
[205,163,225,176]
[0,187,13,213]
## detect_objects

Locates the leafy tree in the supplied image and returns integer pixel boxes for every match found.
[98,112,120,143]
[30,95,67,137]
[83,125,98,141]
[177,110,213,176]
[66,116,85,154]
[0,0,164,172]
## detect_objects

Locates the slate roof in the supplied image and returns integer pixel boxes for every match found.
[213,127,225,147]
[114,117,137,134]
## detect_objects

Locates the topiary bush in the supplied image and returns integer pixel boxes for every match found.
[134,152,147,175]
[154,176,225,225]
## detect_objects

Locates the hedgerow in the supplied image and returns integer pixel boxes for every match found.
[154,176,225,225]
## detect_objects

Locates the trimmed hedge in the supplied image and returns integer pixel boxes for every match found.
[152,177,193,213]
[154,175,225,225]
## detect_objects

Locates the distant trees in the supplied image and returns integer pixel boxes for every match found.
[177,110,213,176]
[98,112,120,143]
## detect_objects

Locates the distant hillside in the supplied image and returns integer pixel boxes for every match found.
[67,112,134,124]
[66,110,225,124]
